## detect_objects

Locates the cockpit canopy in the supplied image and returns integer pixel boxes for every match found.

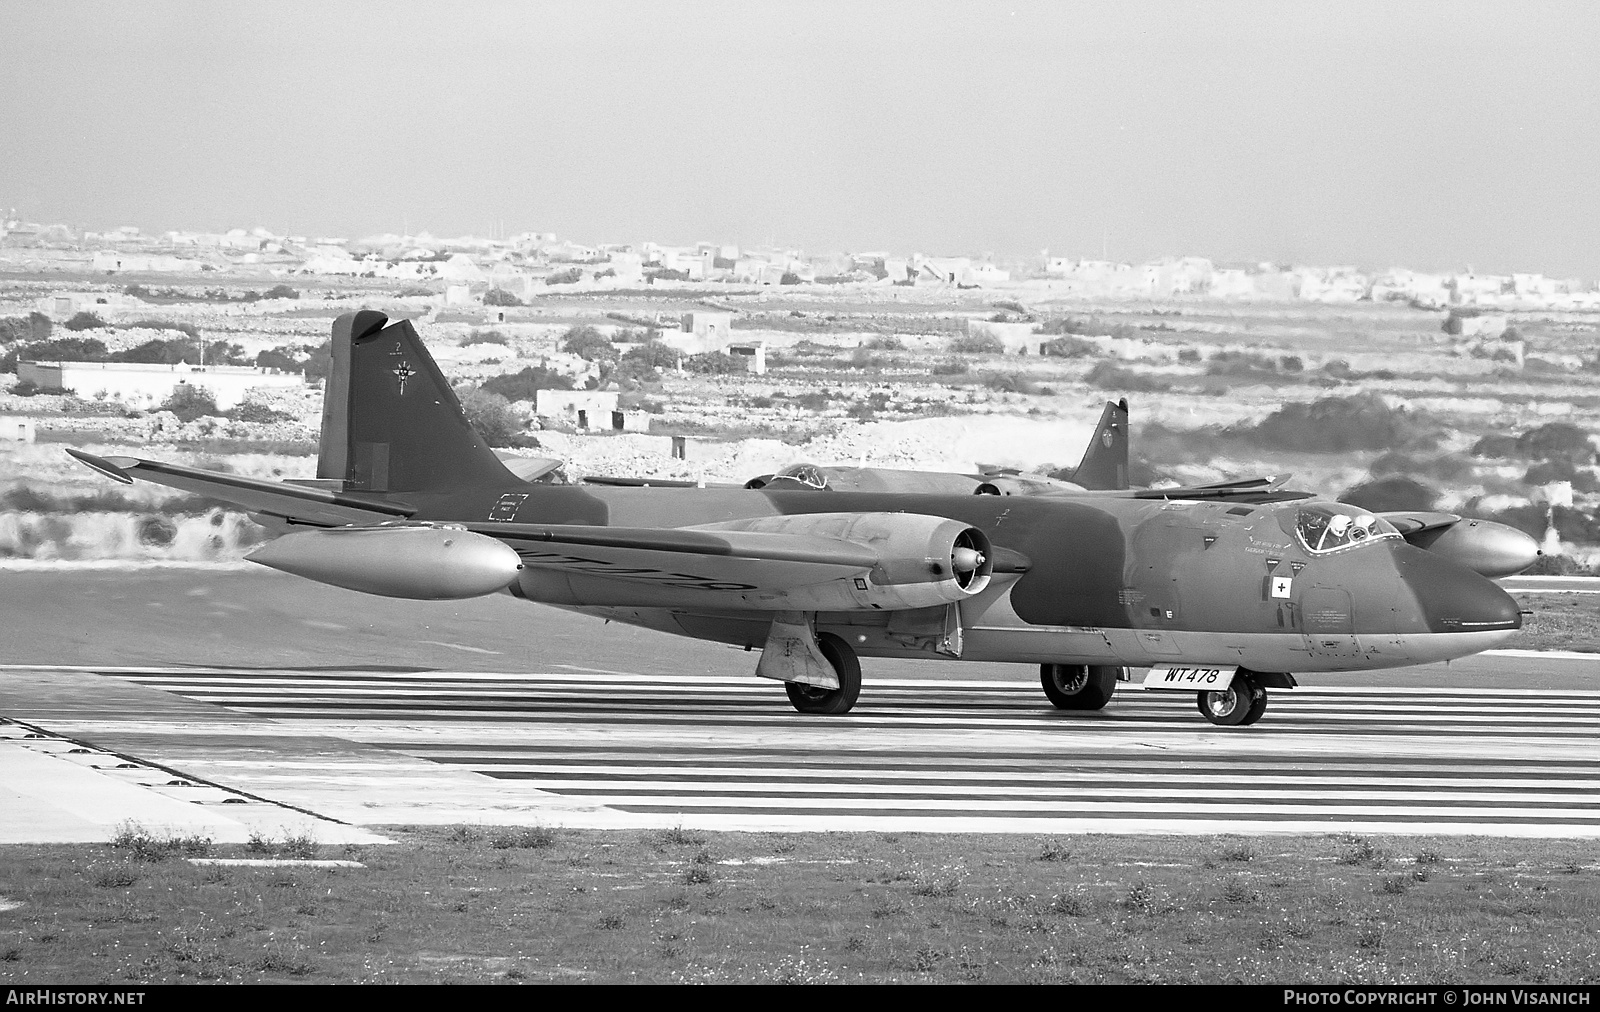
[764,462,831,490]
[1288,503,1400,554]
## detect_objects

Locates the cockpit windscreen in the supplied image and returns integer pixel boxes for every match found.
[1290,503,1400,554]
[766,463,830,490]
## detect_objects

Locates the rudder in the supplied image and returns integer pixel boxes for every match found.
[317,310,519,494]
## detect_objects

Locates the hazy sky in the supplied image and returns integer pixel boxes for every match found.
[4,2,1597,277]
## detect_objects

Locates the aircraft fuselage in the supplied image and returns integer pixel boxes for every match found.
[396,482,1521,674]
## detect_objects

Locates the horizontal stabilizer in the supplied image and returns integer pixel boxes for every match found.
[493,453,566,483]
[66,448,134,484]
[65,448,413,527]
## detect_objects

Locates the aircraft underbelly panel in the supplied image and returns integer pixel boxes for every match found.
[538,605,1510,672]
[961,625,1120,664]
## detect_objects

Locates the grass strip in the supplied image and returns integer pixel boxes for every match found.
[0,826,1597,984]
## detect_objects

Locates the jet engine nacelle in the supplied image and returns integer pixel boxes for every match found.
[247,524,523,600]
[701,511,994,610]
[1381,512,1541,579]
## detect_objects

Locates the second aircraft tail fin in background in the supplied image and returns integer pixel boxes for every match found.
[1069,398,1130,490]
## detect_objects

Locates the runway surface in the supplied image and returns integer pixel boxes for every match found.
[5,660,1597,838]
[2,569,1597,839]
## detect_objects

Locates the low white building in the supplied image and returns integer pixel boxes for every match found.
[34,292,144,319]
[1297,267,1369,303]
[1043,260,1144,297]
[611,410,653,433]
[90,252,206,273]
[681,311,732,343]
[0,416,36,442]
[960,263,1011,286]
[1456,314,1509,338]
[1210,268,1256,298]
[914,256,971,284]
[726,340,766,374]
[534,389,619,429]
[657,324,765,372]
[16,361,304,411]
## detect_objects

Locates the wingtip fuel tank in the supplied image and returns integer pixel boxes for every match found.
[1383,512,1543,579]
[247,525,522,600]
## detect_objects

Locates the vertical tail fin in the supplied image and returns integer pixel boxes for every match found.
[1070,398,1130,490]
[317,311,519,494]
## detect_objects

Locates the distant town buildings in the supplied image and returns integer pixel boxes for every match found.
[1,206,1595,308]
[1037,254,1599,309]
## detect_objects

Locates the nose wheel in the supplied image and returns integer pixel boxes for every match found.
[1198,675,1268,726]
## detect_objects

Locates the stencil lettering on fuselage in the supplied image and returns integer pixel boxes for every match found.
[489,493,528,521]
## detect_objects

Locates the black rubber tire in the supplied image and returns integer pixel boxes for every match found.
[1197,677,1268,727]
[1040,663,1118,711]
[1239,684,1269,725]
[784,632,861,715]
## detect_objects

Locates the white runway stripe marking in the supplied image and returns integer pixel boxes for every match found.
[91,667,1600,836]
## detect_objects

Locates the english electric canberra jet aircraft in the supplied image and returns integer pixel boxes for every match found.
[67,311,1535,726]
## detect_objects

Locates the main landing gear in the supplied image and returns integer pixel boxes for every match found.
[1040,664,1121,711]
[784,632,861,715]
[1197,672,1270,727]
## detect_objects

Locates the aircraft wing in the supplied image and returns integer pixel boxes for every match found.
[579,475,746,489]
[469,520,882,567]
[65,448,413,526]
[1119,475,1315,503]
[468,519,1028,576]
[460,515,1027,608]
[69,446,1029,603]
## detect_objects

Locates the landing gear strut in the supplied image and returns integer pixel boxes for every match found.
[784,632,861,715]
[1197,673,1269,726]
[1040,663,1120,711]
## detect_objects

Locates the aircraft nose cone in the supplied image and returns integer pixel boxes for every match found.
[1397,546,1522,633]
